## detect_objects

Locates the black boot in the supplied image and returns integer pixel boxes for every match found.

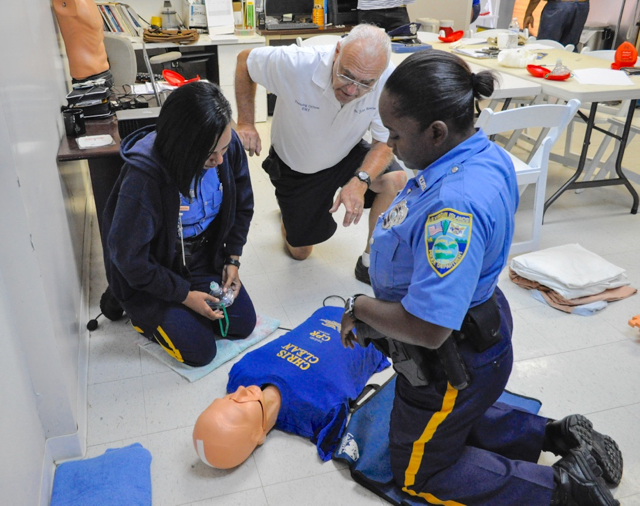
[551,446,619,506]
[544,414,623,486]
[100,286,125,321]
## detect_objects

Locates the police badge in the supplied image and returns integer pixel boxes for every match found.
[382,200,408,229]
[425,208,473,277]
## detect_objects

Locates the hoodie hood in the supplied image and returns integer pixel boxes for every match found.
[120,126,171,184]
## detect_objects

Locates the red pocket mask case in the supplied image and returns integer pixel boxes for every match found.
[162,69,201,86]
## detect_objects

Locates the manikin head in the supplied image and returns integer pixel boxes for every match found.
[193,385,280,469]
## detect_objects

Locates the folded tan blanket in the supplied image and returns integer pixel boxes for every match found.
[509,268,637,314]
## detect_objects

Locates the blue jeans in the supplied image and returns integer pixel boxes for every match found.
[537,0,590,49]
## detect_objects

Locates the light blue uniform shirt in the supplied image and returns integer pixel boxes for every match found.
[369,130,519,331]
[179,167,223,239]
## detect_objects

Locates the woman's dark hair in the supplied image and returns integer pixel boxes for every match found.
[154,81,232,196]
[384,50,497,133]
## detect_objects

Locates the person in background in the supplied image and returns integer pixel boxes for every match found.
[340,50,622,505]
[52,0,113,86]
[102,82,257,367]
[356,0,415,32]
[523,0,589,49]
[235,24,406,285]
[471,0,481,24]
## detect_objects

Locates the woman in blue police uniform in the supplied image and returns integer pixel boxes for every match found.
[341,51,622,505]
[103,82,256,367]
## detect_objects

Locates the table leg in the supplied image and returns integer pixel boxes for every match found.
[543,101,639,217]
[88,155,123,236]
[612,101,639,214]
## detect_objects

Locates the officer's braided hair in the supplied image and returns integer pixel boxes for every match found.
[383,50,497,133]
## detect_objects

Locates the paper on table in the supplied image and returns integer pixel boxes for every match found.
[572,68,634,86]
[524,43,559,50]
[132,82,177,95]
[205,0,234,35]
[77,135,115,149]
[460,37,489,45]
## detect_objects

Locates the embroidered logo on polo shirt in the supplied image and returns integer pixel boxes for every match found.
[425,208,473,277]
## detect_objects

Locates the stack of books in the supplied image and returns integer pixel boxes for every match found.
[97,2,143,36]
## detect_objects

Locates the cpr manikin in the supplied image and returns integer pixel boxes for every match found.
[192,307,389,468]
[193,385,282,469]
[53,0,110,81]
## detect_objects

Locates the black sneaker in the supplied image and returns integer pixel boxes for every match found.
[354,256,371,285]
[551,446,619,506]
[545,415,623,486]
[100,286,125,321]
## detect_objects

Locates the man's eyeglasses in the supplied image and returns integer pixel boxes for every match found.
[335,70,376,92]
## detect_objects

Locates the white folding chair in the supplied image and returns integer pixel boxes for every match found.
[474,28,509,39]
[529,38,574,52]
[475,99,581,255]
[296,34,343,47]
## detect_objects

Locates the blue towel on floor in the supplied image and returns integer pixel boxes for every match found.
[51,443,152,506]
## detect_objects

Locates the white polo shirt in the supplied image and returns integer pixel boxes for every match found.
[246,44,395,174]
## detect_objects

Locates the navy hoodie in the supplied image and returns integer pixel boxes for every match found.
[101,126,254,318]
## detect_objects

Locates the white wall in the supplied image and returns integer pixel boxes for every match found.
[407,0,472,34]
[587,0,638,47]
[0,0,92,503]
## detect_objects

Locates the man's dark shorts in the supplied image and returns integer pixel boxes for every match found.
[262,140,403,248]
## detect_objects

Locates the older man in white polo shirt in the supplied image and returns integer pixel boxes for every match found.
[235,24,406,285]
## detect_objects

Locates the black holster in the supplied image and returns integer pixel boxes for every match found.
[353,292,502,390]
[453,292,502,352]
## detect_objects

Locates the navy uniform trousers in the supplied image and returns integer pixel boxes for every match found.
[389,289,556,505]
[128,244,257,368]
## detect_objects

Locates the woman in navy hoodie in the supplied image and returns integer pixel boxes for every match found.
[102,81,256,367]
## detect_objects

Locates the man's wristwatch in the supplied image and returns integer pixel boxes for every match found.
[225,258,241,268]
[353,170,371,189]
[345,294,365,322]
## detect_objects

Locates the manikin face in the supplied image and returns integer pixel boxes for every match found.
[192,385,268,469]
[331,42,386,105]
[204,124,232,169]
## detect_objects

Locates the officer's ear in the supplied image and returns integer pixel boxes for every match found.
[425,120,449,148]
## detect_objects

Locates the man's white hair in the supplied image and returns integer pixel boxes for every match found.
[340,23,391,65]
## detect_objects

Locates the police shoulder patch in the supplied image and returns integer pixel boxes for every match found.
[424,208,473,277]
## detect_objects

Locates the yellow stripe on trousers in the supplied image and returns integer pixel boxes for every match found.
[154,325,184,362]
[401,382,465,506]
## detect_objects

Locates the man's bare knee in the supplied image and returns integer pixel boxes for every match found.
[286,243,313,260]
[372,171,407,196]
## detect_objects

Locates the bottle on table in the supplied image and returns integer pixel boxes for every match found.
[507,17,519,49]
[313,0,325,28]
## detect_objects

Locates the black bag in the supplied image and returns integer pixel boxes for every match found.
[66,86,112,119]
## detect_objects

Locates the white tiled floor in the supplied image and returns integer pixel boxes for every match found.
[85,119,640,505]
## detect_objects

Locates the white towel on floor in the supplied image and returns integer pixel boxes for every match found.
[510,243,629,299]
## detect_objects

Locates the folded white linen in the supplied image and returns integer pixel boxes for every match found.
[510,243,629,299]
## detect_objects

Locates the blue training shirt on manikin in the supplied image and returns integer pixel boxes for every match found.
[227,306,390,461]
